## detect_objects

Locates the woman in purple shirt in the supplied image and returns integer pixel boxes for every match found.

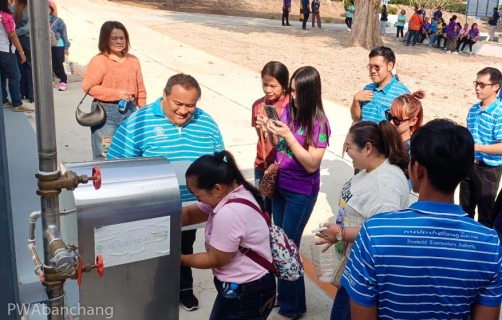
[257,66,331,319]
[445,15,457,53]
[460,23,479,54]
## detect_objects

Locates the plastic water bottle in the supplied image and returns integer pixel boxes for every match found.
[223,282,239,299]
[310,237,334,282]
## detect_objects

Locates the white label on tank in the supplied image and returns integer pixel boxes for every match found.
[94,216,170,267]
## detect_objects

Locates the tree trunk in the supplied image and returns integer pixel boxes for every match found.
[348,0,383,49]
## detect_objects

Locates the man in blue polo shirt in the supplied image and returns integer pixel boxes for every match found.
[350,46,410,123]
[107,73,224,312]
[460,67,502,228]
[341,119,502,320]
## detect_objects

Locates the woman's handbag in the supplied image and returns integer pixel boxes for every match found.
[75,86,106,127]
[330,241,348,289]
[258,152,285,198]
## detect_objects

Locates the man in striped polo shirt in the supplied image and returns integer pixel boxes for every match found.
[341,119,502,320]
[106,74,224,312]
[350,46,410,123]
[460,67,502,228]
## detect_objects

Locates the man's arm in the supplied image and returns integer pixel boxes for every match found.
[475,142,502,154]
[350,98,362,122]
[471,304,500,320]
[350,300,377,320]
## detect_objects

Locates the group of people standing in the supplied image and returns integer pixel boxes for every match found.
[1,0,70,113]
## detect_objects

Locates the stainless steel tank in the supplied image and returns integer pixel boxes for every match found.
[60,157,181,320]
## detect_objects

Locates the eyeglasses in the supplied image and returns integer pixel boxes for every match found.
[473,81,496,89]
[110,36,126,42]
[367,64,383,72]
[385,110,410,126]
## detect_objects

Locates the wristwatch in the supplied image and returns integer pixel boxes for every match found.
[336,227,344,242]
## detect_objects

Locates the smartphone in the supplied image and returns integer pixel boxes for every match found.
[311,226,328,234]
[264,105,279,121]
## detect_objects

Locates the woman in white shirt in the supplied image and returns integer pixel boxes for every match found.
[316,120,410,320]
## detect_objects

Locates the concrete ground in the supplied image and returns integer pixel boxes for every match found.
[7,0,500,319]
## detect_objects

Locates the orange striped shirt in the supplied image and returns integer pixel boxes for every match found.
[82,53,147,107]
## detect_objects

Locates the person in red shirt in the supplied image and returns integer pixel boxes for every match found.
[406,9,423,46]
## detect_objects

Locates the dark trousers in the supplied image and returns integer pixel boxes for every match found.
[436,36,447,48]
[282,8,289,25]
[209,273,276,320]
[302,10,309,29]
[456,38,468,51]
[330,286,351,320]
[180,229,197,297]
[460,163,502,228]
[17,35,33,100]
[418,31,429,43]
[51,47,67,83]
[396,26,404,38]
[461,39,476,52]
[345,17,352,29]
[406,30,420,45]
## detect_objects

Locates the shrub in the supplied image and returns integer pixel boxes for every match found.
[324,17,334,23]
[388,6,398,14]
[445,3,467,14]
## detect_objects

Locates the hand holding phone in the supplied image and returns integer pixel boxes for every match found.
[264,105,279,121]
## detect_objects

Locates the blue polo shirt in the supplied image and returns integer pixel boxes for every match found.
[360,76,410,123]
[106,97,225,201]
[466,98,502,166]
[341,201,502,319]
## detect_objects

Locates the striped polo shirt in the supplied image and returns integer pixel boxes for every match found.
[106,97,225,202]
[467,98,502,166]
[360,76,410,123]
[341,201,502,320]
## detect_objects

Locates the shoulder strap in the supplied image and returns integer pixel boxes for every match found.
[259,99,268,168]
[76,85,96,110]
[225,198,277,276]
[50,17,59,28]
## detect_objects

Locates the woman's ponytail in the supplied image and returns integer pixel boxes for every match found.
[378,121,409,174]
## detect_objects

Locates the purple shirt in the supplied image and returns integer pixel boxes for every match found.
[276,105,331,196]
[447,20,456,36]
[469,29,479,42]
[283,0,291,9]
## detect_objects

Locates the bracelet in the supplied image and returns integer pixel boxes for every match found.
[288,140,298,148]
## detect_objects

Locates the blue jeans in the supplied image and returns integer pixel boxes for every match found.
[0,52,22,107]
[254,168,273,214]
[209,273,276,320]
[406,30,420,45]
[273,187,319,318]
[429,33,439,46]
[90,101,136,159]
[330,286,351,320]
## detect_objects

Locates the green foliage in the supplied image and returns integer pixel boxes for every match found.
[445,3,467,13]
[323,17,334,23]
[388,5,398,14]
[387,0,413,5]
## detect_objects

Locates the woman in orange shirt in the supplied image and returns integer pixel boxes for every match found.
[83,21,146,159]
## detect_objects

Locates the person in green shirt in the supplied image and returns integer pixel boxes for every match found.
[345,0,355,31]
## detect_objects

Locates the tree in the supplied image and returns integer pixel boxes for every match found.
[348,0,383,49]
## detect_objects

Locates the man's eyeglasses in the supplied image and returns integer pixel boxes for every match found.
[367,64,382,72]
[385,109,410,126]
[473,81,496,89]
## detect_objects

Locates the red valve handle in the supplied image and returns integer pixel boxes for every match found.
[77,257,83,286]
[95,255,104,277]
[92,166,101,190]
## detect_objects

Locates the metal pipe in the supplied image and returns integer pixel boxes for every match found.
[27,0,64,318]
[28,211,44,281]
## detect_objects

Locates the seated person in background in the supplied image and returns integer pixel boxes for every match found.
[434,22,447,48]
[342,119,502,320]
[418,17,431,43]
[460,23,479,55]
[456,23,470,53]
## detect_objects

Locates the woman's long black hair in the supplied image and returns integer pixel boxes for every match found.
[288,66,329,148]
[186,150,265,211]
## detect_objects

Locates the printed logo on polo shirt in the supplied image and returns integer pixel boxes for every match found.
[297,127,305,136]
[278,137,294,158]
[318,133,327,143]
[154,126,164,137]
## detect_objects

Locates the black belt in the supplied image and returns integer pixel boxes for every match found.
[92,99,120,104]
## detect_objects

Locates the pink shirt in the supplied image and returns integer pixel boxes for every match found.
[197,185,272,283]
[0,12,15,53]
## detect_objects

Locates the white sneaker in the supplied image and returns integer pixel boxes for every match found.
[58,82,67,91]
[347,28,351,32]
[446,51,452,54]
[469,52,473,55]
[453,51,459,54]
